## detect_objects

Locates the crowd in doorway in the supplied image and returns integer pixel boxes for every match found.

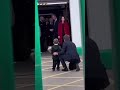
[39,14,80,72]
[39,14,70,52]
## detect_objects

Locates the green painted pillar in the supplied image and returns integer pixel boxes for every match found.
[35,0,43,90]
[80,0,85,78]
[0,0,15,90]
[112,0,120,89]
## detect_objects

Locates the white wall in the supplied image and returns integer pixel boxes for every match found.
[86,0,112,50]
[69,0,82,47]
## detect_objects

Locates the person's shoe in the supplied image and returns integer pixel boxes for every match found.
[76,64,80,71]
[57,68,60,71]
[76,68,80,71]
[62,68,68,71]
[52,68,55,71]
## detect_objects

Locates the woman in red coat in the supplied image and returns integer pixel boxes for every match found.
[58,16,70,45]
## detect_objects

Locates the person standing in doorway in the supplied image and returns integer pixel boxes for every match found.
[51,14,59,39]
[58,16,70,46]
[45,18,50,47]
[39,16,46,52]
[49,18,54,46]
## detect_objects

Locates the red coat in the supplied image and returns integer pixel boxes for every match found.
[58,21,70,44]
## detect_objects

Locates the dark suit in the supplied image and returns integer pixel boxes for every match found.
[48,23,54,46]
[40,21,46,36]
[53,20,59,39]
[59,41,80,68]
[40,21,46,52]
[85,37,110,90]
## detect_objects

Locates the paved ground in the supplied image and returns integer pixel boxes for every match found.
[15,52,115,90]
[105,70,115,90]
[15,60,34,90]
[42,52,84,90]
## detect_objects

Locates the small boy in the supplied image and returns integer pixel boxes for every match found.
[48,38,61,71]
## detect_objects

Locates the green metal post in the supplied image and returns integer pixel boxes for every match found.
[80,0,85,82]
[35,0,43,90]
[0,0,15,90]
[112,0,120,89]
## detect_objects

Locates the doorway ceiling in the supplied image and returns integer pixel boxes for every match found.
[38,0,69,10]
[38,0,69,3]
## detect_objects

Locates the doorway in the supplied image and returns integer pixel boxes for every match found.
[37,0,84,90]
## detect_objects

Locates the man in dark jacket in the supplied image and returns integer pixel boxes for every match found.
[54,35,80,71]
[39,16,47,52]
[85,36,110,90]
[52,14,59,39]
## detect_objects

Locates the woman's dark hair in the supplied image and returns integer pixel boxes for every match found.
[61,16,66,20]
[59,16,69,23]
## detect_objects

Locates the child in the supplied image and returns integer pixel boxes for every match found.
[48,38,61,71]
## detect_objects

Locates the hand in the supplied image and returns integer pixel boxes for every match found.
[58,36,60,38]
[53,52,58,56]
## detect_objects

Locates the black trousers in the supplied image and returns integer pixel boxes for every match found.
[53,58,60,70]
[59,58,68,69]
[53,32,58,39]
[60,57,80,70]
[40,36,47,52]
[47,36,53,46]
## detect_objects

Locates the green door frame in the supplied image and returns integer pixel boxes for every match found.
[112,0,120,89]
[35,0,43,90]
[0,0,15,90]
[80,0,85,80]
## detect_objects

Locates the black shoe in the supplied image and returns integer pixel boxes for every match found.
[62,68,68,71]
[76,64,80,71]
[52,68,55,71]
[76,68,80,71]
[57,68,60,71]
